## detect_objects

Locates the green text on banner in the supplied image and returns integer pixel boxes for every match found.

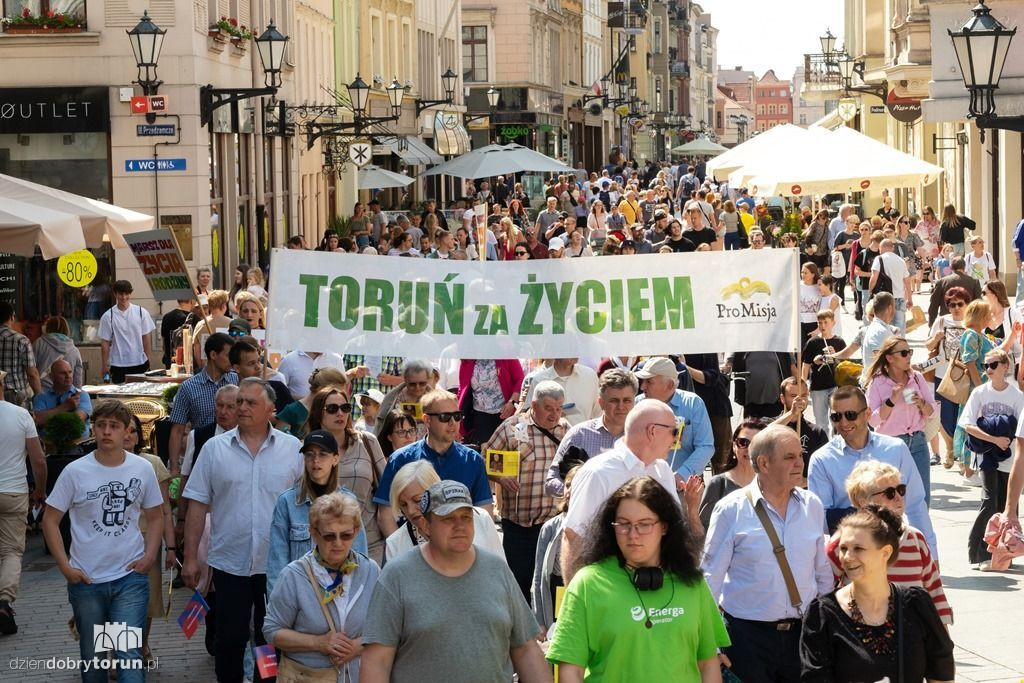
[265,248,799,359]
[122,229,193,301]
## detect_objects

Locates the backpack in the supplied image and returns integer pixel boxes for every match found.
[871,255,893,295]
[830,250,847,278]
[682,175,697,198]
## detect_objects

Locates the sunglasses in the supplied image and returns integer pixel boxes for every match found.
[318,530,357,543]
[984,360,1006,370]
[899,220,909,224]
[515,250,529,256]
[830,408,867,423]
[426,411,464,423]
[871,484,907,500]
[733,436,751,448]
[887,349,912,358]
[947,301,966,309]
[323,403,353,414]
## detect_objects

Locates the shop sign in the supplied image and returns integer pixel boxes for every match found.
[57,249,98,288]
[0,253,18,307]
[499,125,532,139]
[869,105,886,114]
[608,2,625,27]
[0,86,110,134]
[885,90,922,123]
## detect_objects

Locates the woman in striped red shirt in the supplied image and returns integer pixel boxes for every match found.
[825,460,953,625]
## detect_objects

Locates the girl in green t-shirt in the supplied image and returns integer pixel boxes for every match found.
[547,476,730,682]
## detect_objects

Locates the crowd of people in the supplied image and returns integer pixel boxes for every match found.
[1,156,1024,682]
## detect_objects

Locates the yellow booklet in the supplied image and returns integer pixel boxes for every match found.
[485,449,520,477]
[673,419,685,450]
[399,402,423,420]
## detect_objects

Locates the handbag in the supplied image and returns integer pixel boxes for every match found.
[834,360,863,387]
[277,560,342,683]
[830,249,846,278]
[937,348,971,405]
[744,487,802,612]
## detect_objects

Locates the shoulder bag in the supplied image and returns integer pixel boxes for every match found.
[744,487,802,613]
[276,560,341,683]
[358,431,383,496]
[937,348,971,405]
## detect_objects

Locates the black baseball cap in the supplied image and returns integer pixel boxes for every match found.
[622,239,636,249]
[301,429,338,454]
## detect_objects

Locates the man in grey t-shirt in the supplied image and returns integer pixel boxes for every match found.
[361,481,550,683]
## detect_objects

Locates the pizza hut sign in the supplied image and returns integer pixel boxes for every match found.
[790,185,802,195]
[885,90,921,124]
[860,180,871,190]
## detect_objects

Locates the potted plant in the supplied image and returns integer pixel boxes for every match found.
[3,8,85,33]
[161,384,180,412]
[327,215,352,239]
[44,412,86,457]
[231,24,252,48]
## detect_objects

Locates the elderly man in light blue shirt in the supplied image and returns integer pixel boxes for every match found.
[704,424,833,683]
[636,357,715,486]
[827,203,853,249]
[807,385,937,557]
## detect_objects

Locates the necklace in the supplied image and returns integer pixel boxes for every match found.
[848,587,896,657]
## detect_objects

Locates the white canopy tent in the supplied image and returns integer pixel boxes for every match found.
[727,126,944,197]
[706,124,813,180]
[0,173,154,259]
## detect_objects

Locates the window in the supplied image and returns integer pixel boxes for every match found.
[716,111,722,129]
[371,14,383,80]
[757,104,765,115]
[4,0,86,26]
[780,103,788,114]
[768,104,776,115]
[799,114,807,124]
[462,26,487,82]
[653,19,662,54]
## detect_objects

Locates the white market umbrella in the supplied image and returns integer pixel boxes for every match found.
[0,173,154,259]
[734,126,944,197]
[421,143,574,179]
[671,137,728,156]
[706,124,814,180]
[358,165,415,190]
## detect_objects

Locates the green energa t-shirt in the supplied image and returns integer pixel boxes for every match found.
[546,556,730,682]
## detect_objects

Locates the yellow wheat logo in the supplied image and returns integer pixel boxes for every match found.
[721,277,772,300]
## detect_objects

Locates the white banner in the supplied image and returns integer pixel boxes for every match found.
[265,248,799,359]
[122,229,193,301]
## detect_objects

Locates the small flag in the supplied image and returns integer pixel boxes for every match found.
[592,80,602,96]
[253,644,278,678]
[177,590,209,639]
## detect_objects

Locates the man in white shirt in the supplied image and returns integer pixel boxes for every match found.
[182,378,303,683]
[859,293,897,383]
[560,399,679,580]
[520,358,600,426]
[0,369,46,634]
[703,424,833,683]
[98,280,156,383]
[276,349,346,398]
[869,239,913,333]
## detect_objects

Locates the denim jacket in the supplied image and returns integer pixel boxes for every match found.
[267,483,369,596]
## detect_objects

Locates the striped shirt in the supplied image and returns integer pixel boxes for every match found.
[545,417,619,497]
[483,412,569,527]
[826,527,953,625]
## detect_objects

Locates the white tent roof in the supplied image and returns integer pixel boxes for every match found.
[0,173,154,259]
[706,124,813,180]
[728,126,944,197]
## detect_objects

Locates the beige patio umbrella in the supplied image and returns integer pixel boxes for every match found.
[0,173,155,259]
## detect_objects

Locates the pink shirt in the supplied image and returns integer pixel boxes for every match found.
[866,371,937,436]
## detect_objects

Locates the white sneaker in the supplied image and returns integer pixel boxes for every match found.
[962,472,982,487]
[976,561,995,572]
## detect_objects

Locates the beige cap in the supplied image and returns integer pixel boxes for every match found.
[635,357,677,380]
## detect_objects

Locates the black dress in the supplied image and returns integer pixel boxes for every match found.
[800,586,955,683]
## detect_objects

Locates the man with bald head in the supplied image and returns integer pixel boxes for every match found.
[560,399,680,579]
[33,359,92,438]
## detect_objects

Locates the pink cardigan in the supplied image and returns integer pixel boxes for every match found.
[457,360,525,436]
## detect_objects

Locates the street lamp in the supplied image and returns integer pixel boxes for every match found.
[836,50,886,102]
[127,11,165,98]
[948,0,1024,140]
[200,20,290,128]
[386,78,405,116]
[347,74,371,116]
[628,77,638,101]
[415,67,460,115]
[486,86,500,108]
[819,29,837,62]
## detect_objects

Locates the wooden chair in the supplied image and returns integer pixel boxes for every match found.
[120,398,167,452]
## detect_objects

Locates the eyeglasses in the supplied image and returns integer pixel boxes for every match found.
[612,520,659,536]
[984,360,1006,371]
[318,529,357,543]
[651,422,677,432]
[733,436,751,448]
[870,484,907,500]
[393,427,417,438]
[426,411,464,423]
[947,301,966,309]
[899,220,909,224]
[829,408,867,423]
[323,403,353,414]
[887,349,912,358]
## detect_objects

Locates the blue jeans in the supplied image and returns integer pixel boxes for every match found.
[724,232,741,250]
[1017,269,1024,302]
[67,571,149,683]
[898,431,931,506]
[893,297,906,333]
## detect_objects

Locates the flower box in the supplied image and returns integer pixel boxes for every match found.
[208,28,228,42]
[3,24,83,34]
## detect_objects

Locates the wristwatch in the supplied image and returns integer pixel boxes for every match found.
[884,398,895,407]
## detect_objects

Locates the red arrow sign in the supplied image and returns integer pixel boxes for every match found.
[130,96,150,114]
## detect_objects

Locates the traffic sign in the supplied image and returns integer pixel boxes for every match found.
[130,96,150,114]
[57,249,98,288]
[125,158,187,172]
[137,124,177,136]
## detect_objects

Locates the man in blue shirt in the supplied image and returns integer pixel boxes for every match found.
[373,389,493,539]
[33,359,91,438]
[1012,216,1024,300]
[635,356,715,487]
[827,203,853,249]
[807,385,937,557]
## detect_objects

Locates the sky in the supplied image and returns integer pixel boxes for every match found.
[698,0,845,79]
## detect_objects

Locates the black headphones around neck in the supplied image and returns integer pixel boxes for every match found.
[631,565,664,592]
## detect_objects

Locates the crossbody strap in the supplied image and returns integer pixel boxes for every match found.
[744,486,802,611]
[301,558,338,633]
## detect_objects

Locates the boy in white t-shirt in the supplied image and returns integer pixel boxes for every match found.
[42,400,163,681]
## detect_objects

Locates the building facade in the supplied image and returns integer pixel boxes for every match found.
[754,70,794,131]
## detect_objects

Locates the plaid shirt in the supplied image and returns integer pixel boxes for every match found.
[483,412,569,527]
[0,325,35,399]
[169,367,238,429]
[343,354,403,396]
